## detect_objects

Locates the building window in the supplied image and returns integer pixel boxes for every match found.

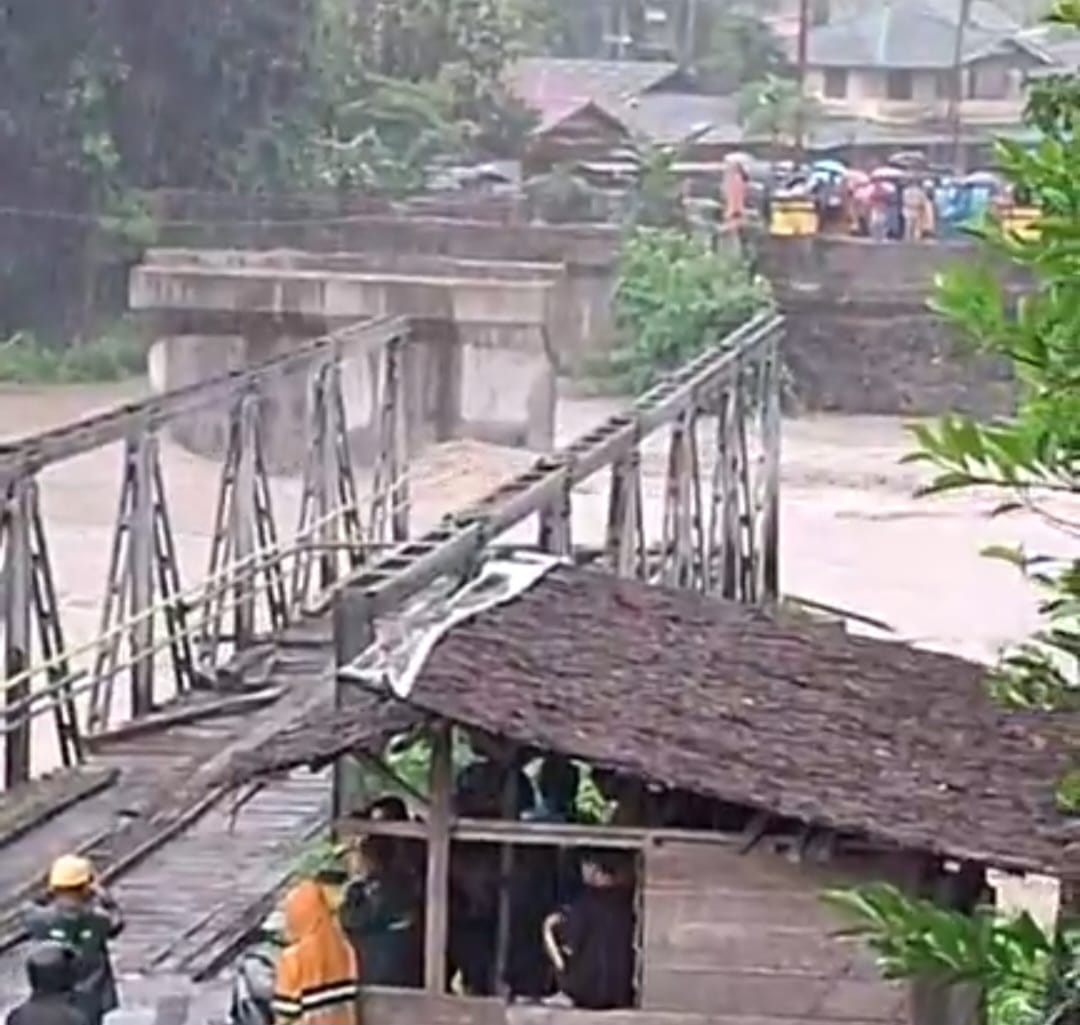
[810,0,830,26]
[968,61,1010,100]
[936,71,958,100]
[885,70,914,101]
[823,68,848,99]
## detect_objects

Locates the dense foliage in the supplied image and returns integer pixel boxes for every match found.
[825,885,1077,1025]
[829,2,1080,1020]
[0,0,530,344]
[611,229,772,392]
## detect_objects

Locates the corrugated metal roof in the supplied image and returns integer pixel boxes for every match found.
[806,0,1039,68]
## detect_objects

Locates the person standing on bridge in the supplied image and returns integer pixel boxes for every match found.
[24,856,123,1025]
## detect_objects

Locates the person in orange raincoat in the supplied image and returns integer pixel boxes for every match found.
[273,880,360,1025]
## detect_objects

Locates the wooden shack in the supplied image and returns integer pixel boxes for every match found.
[231,564,1079,1025]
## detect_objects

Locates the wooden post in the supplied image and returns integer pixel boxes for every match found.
[493,758,518,995]
[332,590,375,832]
[425,722,452,993]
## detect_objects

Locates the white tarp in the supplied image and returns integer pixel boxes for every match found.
[339,551,565,699]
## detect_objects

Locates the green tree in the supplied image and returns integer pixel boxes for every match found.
[356,0,533,156]
[0,0,326,340]
[693,10,792,94]
[826,1,1080,1020]
[737,74,821,154]
[611,228,772,391]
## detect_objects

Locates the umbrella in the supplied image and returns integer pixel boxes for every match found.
[964,170,1001,186]
[888,150,928,169]
[811,158,847,177]
[870,165,906,180]
[845,168,870,185]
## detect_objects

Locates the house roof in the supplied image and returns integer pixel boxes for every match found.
[620,92,744,146]
[806,0,1045,69]
[529,99,634,139]
[506,58,680,128]
[230,567,1080,876]
[1020,23,1080,74]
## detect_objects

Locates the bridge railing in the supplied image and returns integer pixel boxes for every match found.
[333,312,784,661]
[0,315,413,789]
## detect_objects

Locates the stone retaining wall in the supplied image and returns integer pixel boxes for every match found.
[757,235,1019,416]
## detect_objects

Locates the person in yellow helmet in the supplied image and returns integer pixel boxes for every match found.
[24,855,123,1025]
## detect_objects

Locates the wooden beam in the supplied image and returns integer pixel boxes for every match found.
[340,816,749,851]
[424,722,452,993]
[84,688,283,748]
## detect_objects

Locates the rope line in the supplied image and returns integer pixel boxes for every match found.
[0,460,456,718]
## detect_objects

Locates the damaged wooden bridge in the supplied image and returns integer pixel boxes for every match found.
[0,309,782,1012]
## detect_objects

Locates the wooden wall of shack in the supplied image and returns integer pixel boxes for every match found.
[642,839,911,1024]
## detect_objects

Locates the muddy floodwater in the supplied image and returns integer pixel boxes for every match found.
[0,380,1070,923]
[0,379,1070,711]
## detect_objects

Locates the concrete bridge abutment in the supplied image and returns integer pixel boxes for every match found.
[133,250,565,471]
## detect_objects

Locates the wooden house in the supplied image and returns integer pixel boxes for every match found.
[231,563,1080,1025]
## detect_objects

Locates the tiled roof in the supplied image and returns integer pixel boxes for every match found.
[235,567,1080,876]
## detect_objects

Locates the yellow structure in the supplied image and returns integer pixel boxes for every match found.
[770,196,819,236]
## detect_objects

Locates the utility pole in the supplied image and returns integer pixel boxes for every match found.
[794,0,810,164]
[949,0,973,173]
[683,0,699,68]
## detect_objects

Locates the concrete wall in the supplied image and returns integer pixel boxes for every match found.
[757,235,1017,417]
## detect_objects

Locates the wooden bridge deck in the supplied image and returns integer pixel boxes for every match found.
[0,630,336,1013]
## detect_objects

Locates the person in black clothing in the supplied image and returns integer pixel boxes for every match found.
[6,942,88,1025]
[340,834,422,988]
[542,851,635,1010]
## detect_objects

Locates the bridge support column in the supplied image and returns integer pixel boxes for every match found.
[2,481,33,788]
[129,434,156,718]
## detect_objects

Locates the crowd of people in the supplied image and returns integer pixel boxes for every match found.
[333,756,638,1013]
[719,152,1026,242]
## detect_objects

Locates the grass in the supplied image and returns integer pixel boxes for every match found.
[0,324,146,385]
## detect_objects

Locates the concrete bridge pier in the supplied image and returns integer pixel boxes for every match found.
[134,253,563,471]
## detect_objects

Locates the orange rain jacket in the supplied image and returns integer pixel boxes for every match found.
[273,880,361,1025]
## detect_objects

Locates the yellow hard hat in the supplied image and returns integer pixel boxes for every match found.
[48,854,93,891]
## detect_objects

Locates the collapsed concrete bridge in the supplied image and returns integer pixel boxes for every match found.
[131,248,569,468]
